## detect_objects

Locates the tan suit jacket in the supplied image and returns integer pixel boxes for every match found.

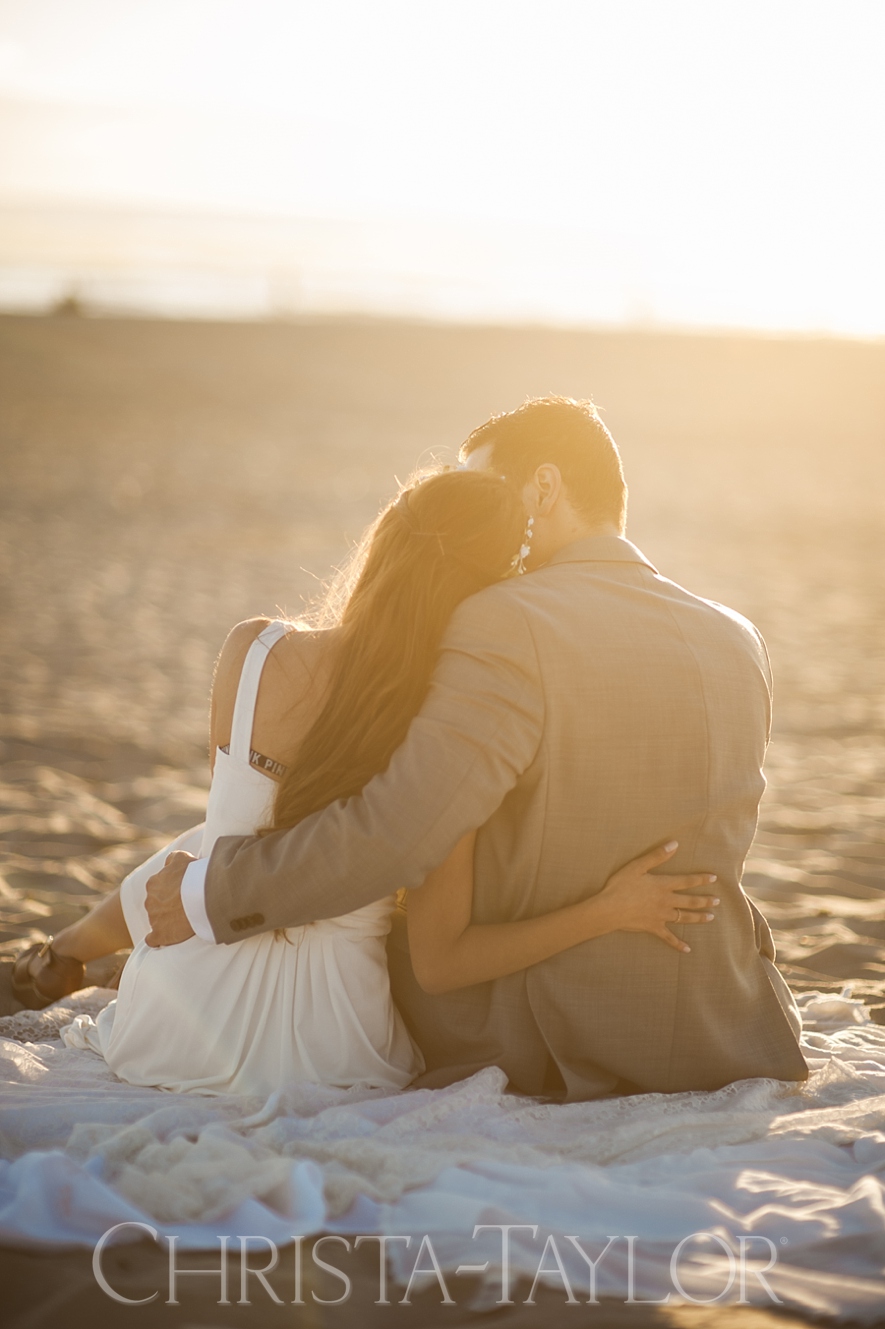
[205,536,808,1099]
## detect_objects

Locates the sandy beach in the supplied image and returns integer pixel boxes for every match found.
[1,313,884,1325]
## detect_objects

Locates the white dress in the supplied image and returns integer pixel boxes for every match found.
[64,621,422,1096]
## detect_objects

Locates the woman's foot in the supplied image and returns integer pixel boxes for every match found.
[10,939,86,1010]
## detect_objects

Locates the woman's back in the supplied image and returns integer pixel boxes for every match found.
[63,620,421,1096]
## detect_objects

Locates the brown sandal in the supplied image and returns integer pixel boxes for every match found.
[11,939,86,1010]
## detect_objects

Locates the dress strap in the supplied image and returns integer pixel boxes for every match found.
[228,620,290,763]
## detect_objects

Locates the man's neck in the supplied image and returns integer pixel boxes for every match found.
[538,519,622,564]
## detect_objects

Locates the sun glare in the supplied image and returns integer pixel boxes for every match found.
[0,0,882,331]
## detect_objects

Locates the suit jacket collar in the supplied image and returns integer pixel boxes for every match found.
[544,534,658,574]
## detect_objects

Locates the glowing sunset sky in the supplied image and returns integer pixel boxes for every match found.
[0,0,883,331]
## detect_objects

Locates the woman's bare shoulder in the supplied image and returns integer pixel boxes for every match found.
[215,618,336,694]
[213,617,272,694]
[210,619,268,744]
[267,621,339,686]
[212,618,340,757]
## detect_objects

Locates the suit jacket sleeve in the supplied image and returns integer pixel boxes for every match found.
[203,587,544,941]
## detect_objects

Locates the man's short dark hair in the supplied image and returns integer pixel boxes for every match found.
[460,396,627,532]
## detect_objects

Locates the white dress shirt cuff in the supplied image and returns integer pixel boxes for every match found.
[180,858,215,942]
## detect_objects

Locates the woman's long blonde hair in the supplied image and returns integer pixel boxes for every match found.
[267,467,524,834]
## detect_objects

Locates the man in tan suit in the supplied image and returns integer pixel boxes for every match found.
[147,397,807,1100]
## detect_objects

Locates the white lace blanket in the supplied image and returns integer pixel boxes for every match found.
[1,989,884,1320]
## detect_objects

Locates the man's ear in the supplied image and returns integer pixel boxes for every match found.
[532,464,563,516]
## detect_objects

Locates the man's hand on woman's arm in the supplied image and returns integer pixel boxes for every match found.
[145,852,197,947]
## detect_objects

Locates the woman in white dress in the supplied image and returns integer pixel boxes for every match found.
[14,469,720,1096]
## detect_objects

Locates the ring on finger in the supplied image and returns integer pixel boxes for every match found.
[675,907,682,923]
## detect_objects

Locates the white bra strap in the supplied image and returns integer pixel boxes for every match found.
[228,620,289,762]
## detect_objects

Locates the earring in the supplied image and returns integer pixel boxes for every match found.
[512,515,534,575]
